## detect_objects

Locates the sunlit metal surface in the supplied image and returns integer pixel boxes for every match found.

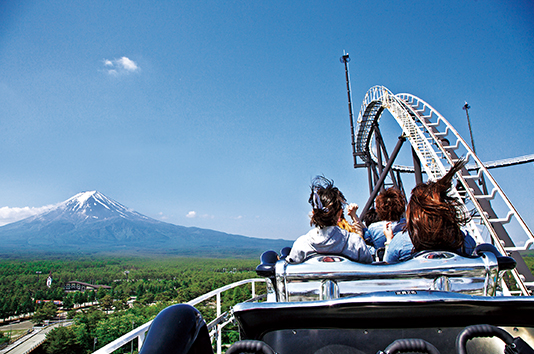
[275,253,500,302]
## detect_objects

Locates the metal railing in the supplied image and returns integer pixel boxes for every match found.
[93,278,265,354]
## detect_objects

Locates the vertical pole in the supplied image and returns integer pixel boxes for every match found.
[463,102,488,194]
[463,102,476,153]
[367,165,373,195]
[216,292,221,354]
[341,52,357,167]
[375,127,383,178]
[412,147,423,185]
[252,281,256,299]
[396,170,405,197]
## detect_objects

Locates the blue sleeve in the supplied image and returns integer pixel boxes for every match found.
[384,231,413,264]
[363,228,371,243]
[383,245,399,264]
[366,221,387,249]
[383,233,402,264]
[462,232,477,256]
[392,218,406,234]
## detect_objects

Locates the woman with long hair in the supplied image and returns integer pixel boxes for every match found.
[364,187,406,252]
[288,176,372,264]
[384,160,476,263]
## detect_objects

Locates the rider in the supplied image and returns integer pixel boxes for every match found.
[384,160,476,263]
[288,176,372,264]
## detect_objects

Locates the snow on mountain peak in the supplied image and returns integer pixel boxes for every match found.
[63,191,103,210]
[54,191,147,222]
[72,191,97,204]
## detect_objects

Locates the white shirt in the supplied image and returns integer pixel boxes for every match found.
[288,226,373,264]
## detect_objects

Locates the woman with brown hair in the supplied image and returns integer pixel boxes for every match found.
[384,160,476,263]
[288,176,372,264]
[363,187,406,252]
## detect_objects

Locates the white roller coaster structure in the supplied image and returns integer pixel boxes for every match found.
[352,84,534,296]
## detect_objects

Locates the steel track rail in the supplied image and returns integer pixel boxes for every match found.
[355,86,534,295]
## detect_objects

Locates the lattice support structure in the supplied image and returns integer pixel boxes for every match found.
[354,86,534,295]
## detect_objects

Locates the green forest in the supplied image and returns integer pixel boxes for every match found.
[0,255,264,353]
[1,253,533,354]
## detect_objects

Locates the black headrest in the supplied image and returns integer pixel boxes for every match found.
[260,250,278,264]
[475,243,516,271]
[280,247,291,259]
[256,250,278,277]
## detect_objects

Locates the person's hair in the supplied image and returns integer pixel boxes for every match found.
[405,160,471,252]
[362,207,380,227]
[308,176,346,228]
[375,188,406,221]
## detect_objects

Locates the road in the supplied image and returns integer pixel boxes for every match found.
[0,321,71,354]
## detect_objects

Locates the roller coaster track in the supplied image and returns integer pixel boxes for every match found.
[373,154,534,174]
[353,85,534,296]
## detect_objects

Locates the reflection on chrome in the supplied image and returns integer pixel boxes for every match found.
[268,250,502,302]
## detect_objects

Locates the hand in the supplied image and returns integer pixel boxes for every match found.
[347,203,358,217]
[384,222,394,242]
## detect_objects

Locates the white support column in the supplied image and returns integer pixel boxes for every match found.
[138,330,146,349]
[252,281,256,299]
[217,292,221,354]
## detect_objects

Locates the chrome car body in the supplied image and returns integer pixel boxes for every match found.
[259,245,514,302]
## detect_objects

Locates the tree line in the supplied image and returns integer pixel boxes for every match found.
[3,253,534,353]
[0,255,264,353]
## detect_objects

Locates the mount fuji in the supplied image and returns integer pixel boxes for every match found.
[0,191,290,257]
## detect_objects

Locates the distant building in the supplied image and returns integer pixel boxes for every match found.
[35,299,63,305]
[65,281,111,293]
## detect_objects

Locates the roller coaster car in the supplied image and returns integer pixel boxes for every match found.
[256,243,518,301]
[139,244,534,354]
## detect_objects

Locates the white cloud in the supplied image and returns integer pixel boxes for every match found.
[102,57,140,76]
[118,57,138,71]
[186,211,214,219]
[0,205,56,226]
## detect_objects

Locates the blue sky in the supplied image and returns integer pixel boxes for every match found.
[0,0,532,241]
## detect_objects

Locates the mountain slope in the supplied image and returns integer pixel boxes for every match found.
[0,191,290,257]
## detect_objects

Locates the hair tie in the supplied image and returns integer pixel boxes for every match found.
[313,189,328,212]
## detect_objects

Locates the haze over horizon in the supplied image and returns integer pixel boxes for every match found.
[0,1,533,241]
